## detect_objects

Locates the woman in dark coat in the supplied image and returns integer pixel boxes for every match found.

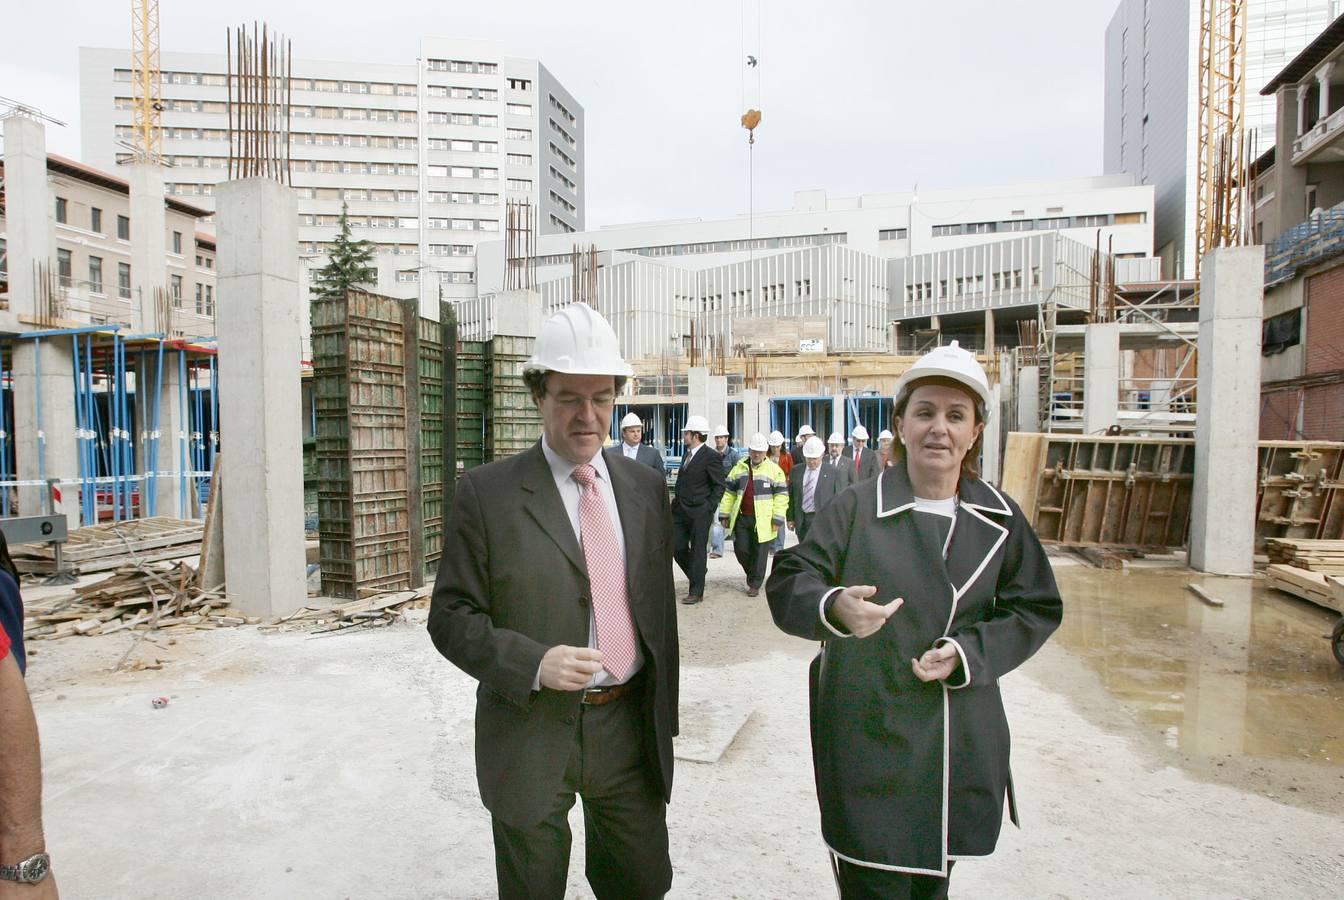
[766,342,1062,899]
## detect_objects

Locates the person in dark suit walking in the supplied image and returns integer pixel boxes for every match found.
[843,424,881,482]
[608,411,665,475]
[787,436,850,542]
[429,302,679,900]
[790,425,816,465]
[671,415,724,605]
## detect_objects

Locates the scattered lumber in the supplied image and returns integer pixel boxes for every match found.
[1074,545,1138,570]
[1186,583,1225,608]
[12,517,203,575]
[262,587,432,636]
[1264,563,1344,614]
[1264,538,1344,574]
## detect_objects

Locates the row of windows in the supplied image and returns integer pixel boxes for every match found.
[55,198,131,240]
[549,190,576,214]
[927,212,1145,237]
[507,178,533,191]
[396,269,476,284]
[289,180,499,202]
[878,228,908,241]
[549,119,576,147]
[303,241,420,255]
[550,214,576,233]
[426,59,499,75]
[696,279,815,312]
[291,105,417,123]
[427,111,498,127]
[427,191,499,205]
[550,141,577,169]
[506,103,533,116]
[115,96,229,114]
[903,268,1041,304]
[507,78,532,92]
[427,218,500,231]
[507,127,533,142]
[425,85,497,101]
[624,232,846,259]
[114,68,418,96]
[507,153,532,166]
[549,165,577,192]
[549,94,576,125]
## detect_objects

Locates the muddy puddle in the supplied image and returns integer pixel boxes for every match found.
[1052,566,1344,766]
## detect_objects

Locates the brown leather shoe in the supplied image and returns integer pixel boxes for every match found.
[681,594,703,605]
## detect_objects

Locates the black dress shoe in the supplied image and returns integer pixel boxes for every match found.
[746,585,759,597]
[681,594,703,605]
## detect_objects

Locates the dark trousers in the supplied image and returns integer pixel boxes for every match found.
[672,504,712,596]
[795,510,816,544]
[732,513,769,588]
[833,857,952,900]
[491,686,671,900]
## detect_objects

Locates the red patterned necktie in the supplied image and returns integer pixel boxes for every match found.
[855,451,861,477]
[572,464,637,681]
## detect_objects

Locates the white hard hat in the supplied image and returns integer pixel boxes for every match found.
[797,425,816,437]
[620,412,642,430]
[682,415,710,435]
[523,302,634,378]
[827,432,843,445]
[851,425,870,441]
[803,436,824,458]
[878,429,894,441]
[747,432,769,452]
[713,423,730,438]
[895,340,992,409]
[767,430,785,446]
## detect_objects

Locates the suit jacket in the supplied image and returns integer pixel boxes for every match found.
[606,441,665,475]
[428,443,679,828]
[842,445,881,482]
[790,446,806,466]
[673,444,725,516]
[787,462,849,524]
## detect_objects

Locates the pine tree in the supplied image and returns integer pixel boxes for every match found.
[312,202,376,300]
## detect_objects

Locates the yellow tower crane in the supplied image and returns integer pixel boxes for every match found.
[1194,0,1248,274]
[130,0,162,163]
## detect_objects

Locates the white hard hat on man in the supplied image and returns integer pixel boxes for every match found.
[524,301,633,377]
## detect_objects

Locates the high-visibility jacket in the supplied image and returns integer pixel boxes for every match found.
[719,457,789,543]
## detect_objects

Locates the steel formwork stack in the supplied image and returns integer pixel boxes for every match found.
[485,335,542,461]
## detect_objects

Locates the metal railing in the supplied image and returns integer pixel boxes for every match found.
[1266,201,1344,286]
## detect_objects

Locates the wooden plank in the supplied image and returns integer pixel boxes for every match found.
[1000,433,1044,514]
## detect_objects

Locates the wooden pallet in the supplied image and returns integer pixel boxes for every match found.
[12,517,202,574]
[1264,564,1344,615]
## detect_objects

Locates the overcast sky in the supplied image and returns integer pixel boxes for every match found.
[3,0,1117,228]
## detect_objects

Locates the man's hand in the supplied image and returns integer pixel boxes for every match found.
[538,645,604,691]
[0,872,59,899]
[787,520,795,532]
[912,643,960,682]
[830,586,903,638]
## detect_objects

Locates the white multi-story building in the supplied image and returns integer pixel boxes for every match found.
[78,38,584,313]
[468,176,1157,358]
[1103,0,1339,278]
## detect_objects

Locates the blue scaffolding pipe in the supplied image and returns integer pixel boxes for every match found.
[117,335,134,521]
[209,355,218,477]
[0,350,9,518]
[13,325,122,340]
[192,367,206,505]
[177,350,189,520]
[76,335,98,526]
[148,341,166,518]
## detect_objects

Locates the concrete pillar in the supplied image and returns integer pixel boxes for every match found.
[137,351,186,520]
[1082,323,1120,435]
[2,115,52,319]
[1277,86,1311,238]
[981,382,1002,485]
[11,339,79,531]
[687,367,709,424]
[831,391,846,441]
[1318,62,1334,121]
[1297,85,1310,135]
[1190,246,1264,575]
[706,374,728,437]
[1016,365,1041,433]
[494,288,543,338]
[983,309,996,355]
[742,388,762,438]
[128,163,167,333]
[215,178,307,618]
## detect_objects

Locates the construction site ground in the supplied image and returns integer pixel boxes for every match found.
[22,547,1344,899]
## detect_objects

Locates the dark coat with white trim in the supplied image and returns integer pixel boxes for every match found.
[765,461,1062,875]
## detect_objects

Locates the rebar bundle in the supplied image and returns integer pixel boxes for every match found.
[226,23,292,184]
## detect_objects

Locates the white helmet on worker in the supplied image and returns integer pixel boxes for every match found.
[895,339,992,410]
[767,430,785,446]
[713,423,731,438]
[797,425,816,438]
[523,302,634,377]
[851,425,870,441]
[747,432,770,452]
[620,412,642,430]
[878,429,894,441]
[827,432,844,445]
[803,436,825,458]
[682,415,710,436]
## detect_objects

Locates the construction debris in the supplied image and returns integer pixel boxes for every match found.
[11,517,203,575]
[1264,538,1344,574]
[262,587,431,637]
[1264,564,1344,615]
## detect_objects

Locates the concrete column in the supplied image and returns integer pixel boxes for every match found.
[215,178,307,618]
[1190,246,1264,575]
[981,382,1002,485]
[2,115,52,319]
[1016,365,1040,433]
[1277,86,1311,236]
[11,339,79,531]
[128,163,167,332]
[1317,62,1334,121]
[1082,323,1120,435]
[705,374,728,437]
[742,388,762,438]
[687,367,709,425]
[137,351,186,520]
[494,288,543,338]
[831,392,846,441]
[1297,85,1310,135]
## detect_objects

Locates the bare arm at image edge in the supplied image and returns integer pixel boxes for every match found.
[0,648,59,898]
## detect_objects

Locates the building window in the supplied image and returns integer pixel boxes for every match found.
[877,228,908,241]
[171,274,183,308]
[117,215,131,240]
[55,197,67,224]
[1263,309,1301,355]
[91,208,103,233]
[195,283,214,315]
[931,224,962,237]
[508,78,531,91]
[506,128,532,142]
[1073,214,1108,228]
[1001,219,1034,232]
[118,262,132,299]
[1037,217,1070,230]
[965,222,996,235]
[56,248,73,286]
[507,103,532,116]
[508,178,533,191]
[89,256,104,293]
[396,270,419,283]
[507,153,532,166]
[172,231,183,254]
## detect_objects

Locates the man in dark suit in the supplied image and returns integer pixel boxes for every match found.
[429,302,678,900]
[790,425,815,466]
[787,436,850,542]
[608,411,665,475]
[842,424,881,482]
[671,415,724,605]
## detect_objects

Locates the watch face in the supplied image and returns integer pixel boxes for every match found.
[21,854,50,883]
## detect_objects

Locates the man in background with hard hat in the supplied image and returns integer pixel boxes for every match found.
[791,425,815,466]
[429,302,679,900]
[709,425,740,559]
[608,411,665,475]
[671,415,724,604]
[787,436,849,543]
[719,433,788,597]
[843,424,880,482]
[823,432,847,469]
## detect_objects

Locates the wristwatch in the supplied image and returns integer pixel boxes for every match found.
[0,851,51,884]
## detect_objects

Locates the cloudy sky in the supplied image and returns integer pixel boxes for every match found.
[3,0,1116,228]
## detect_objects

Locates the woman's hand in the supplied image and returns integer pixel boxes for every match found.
[831,586,903,638]
[912,644,960,682]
